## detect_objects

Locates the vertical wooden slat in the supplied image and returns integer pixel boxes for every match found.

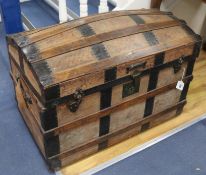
[99,67,117,150]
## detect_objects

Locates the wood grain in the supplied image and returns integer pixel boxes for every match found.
[50,101,185,161]
[61,51,206,175]
[7,10,198,103]
[43,75,192,138]
[37,26,194,87]
[31,18,178,62]
[14,78,46,157]
[7,10,202,171]
[10,50,193,131]
[15,9,169,46]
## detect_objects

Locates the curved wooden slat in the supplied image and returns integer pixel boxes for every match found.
[29,20,181,63]
[12,9,171,47]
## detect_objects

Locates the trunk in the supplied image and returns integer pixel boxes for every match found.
[7,9,202,170]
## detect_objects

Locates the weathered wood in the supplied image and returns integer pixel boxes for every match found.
[50,100,186,161]
[12,72,186,159]
[10,41,194,102]
[61,51,206,175]
[13,77,46,157]
[8,9,202,170]
[30,19,180,62]
[44,75,192,137]
[8,9,171,47]
[32,28,195,88]
[8,10,199,100]
[10,52,192,132]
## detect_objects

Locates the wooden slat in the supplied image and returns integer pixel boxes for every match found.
[11,73,46,157]
[30,20,180,63]
[9,43,193,108]
[14,9,171,47]
[7,10,199,92]
[27,14,173,62]
[30,15,173,51]
[44,75,192,136]
[9,56,44,104]
[57,105,180,166]
[49,100,186,160]
[60,51,206,175]
[39,35,195,88]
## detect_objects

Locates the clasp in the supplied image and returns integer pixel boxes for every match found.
[67,89,84,112]
[173,57,184,73]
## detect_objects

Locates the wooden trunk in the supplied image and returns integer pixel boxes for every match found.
[7,9,202,170]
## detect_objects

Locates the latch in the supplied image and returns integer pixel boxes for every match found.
[132,70,141,90]
[67,89,84,112]
[127,61,146,73]
[123,62,145,98]
[173,57,184,73]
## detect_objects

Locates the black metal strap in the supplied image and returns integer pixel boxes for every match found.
[177,40,200,115]
[45,55,192,108]
[143,52,165,119]
[40,107,58,131]
[129,15,145,24]
[44,135,60,158]
[92,43,110,60]
[23,44,40,61]
[99,67,117,150]
[77,24,95,37]
[144,31,159,46]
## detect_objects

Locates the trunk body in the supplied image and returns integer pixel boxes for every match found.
[7,9,202,170]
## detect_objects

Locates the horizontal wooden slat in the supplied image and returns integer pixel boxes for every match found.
[36,33,195,88]
[29,15,173,56]
[49,100,186,160]
[44,75,192,136]
[7,9,200,103]
[30,20,180,63]
[9,55,44,103]
[12,9,171,47]
[10,47,193,108]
